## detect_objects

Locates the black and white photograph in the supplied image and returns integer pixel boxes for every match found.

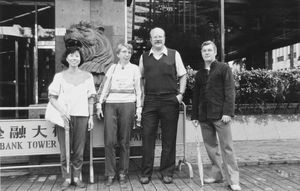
[1,0,300,190]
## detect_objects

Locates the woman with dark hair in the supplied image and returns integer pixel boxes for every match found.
[48,46,96,190]
[96,43,142,186]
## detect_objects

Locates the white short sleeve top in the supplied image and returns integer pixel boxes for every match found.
[48,72,96,117]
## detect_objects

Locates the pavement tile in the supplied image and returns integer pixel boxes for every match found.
[174,139,300,167]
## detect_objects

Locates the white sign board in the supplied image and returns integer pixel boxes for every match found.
[0,119,60,156]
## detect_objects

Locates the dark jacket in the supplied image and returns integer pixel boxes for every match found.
[191,60,235,121]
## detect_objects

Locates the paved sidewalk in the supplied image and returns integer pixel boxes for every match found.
[2,139,300,191]
[169,139,300,167]
[2,163,300,191]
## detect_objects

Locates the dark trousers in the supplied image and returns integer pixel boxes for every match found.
[104,102,135,177]
[56,116,88,179]
[141,94,179,177]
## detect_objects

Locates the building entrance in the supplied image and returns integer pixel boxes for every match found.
[0,1,55,118]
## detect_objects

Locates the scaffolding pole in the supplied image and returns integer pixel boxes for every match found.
[33,3,39,104]
[219,0,225,62]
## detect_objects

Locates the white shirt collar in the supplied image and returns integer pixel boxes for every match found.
[149,46,168,56]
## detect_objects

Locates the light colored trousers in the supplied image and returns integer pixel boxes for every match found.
[200,120,239,185]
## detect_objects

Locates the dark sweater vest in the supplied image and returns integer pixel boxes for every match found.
[142,48,177,95]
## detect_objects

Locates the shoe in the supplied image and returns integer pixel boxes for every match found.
[106,176,114,186]
[139,176,150,184]
[162,176,173,184]
[60,180,70,190]
[74,179,86,188]
[204,178,223,184]
[229,184,242,191]
[119,174,127,184]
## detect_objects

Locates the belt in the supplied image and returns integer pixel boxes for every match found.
[110,89,135,94]
[146,92,176,96]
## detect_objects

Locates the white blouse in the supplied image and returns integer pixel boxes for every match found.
[98,63,142,112]
[48,72,96,117]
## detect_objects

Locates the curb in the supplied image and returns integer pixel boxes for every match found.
[189,159,300,168]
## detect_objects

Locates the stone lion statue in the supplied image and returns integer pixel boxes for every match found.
[64,21,114,87]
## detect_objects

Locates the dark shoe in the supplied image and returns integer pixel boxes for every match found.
[204,178,223,184]
[60,180,71,190]
[139,176,150,184]
[119,174,127,184]
[162,176,173,184]
[106,176,114,186]
[74,179,86,188]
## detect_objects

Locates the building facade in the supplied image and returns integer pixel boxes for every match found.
[0,0,126,118]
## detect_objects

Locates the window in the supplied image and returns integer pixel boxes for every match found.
[277,56,284,62]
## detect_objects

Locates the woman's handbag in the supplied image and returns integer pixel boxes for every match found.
[45,84,65,127]
[45,102,64,127]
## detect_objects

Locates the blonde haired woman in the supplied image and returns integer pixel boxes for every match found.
[96,43,142,186]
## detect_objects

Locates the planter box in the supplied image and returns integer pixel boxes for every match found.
[185,114,300,143]
[231,114,300,140]
[235,103,300,115]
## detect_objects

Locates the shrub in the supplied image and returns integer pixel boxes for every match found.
[186,67,300,104]
[234,69,300,104]
[186,65,197,90]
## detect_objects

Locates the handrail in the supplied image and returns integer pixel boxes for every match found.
[0,106,46,110]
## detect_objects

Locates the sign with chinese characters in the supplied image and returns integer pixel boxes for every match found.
[0,119,60,156]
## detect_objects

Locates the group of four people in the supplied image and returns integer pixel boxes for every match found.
[48,27,242,191]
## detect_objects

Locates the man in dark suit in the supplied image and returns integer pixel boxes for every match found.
[192,41,241,191]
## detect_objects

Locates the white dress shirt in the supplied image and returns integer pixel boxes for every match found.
[139,46,187,78]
